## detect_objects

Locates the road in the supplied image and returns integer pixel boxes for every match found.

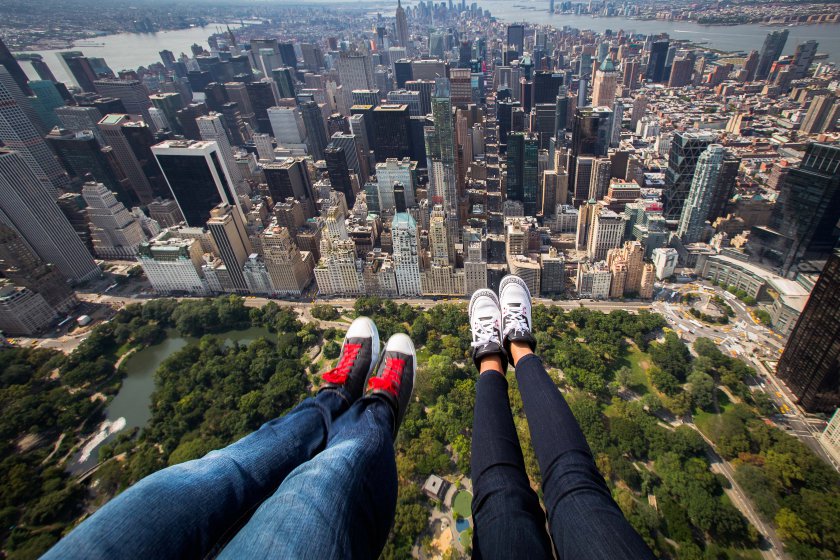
[691,427,787,560]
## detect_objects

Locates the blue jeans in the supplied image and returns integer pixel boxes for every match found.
[43,391,397,560]
[471,354,655,560]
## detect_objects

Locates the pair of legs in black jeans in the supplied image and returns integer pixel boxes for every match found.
[468,280,654,559]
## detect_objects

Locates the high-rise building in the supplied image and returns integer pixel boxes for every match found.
[646,40,669,83]
[207,203,253,293]
[197,113,244,187]
[55,105,107,144]
[81,181,147,259]
[755,30,789,80]
[791,40,818,79]
[677,144,726,243]
[138,232,208,295]
[507,24,525,57]
[29,80,64,130]
[46,128,132,204]
[263,158,316,218]
[591,58,618,108]
[776,249,840,412]
[0,223,77,313]
[652,247,678,280]
[245,80,277,134]
[506,132,540,216]
[94,79,154,127]
[373,104,412,161]
[98,114,167,204]
[748,143,840,276]
[0,36,31,95]
[149,92,185,134]
[0,281,59,336]
[800,95,839,135]
[59,51,98,92]
[395,0,410,48]
[392,212,421,296]
[668,56,695,88]
[299,100,328,161]
[0,68,70,192]
[258,222,313,295]
[325,144,356,207]
[267,106,306,148]
[152,139,243,227]
[0,149,99,282]
[427,78,459,240]
[375,158,417,211]
[587,205,625,261]
[338,52,375,95]
[662,131,717,220]
[540,247,565,295]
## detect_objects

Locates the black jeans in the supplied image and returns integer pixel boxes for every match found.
[471,354,655,560]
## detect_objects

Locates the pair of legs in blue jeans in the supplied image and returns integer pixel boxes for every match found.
[43,391,397,559]
[44,317,417,560]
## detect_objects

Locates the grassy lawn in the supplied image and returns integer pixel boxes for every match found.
[453,491,473,518]
[612,343,652,395]
[693,390,735,441]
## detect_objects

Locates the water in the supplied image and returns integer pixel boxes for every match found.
[15,23,250,86]
[484,1,840,63]
[70,326,273,473]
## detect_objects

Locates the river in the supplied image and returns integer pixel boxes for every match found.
[15,23,251,87]
[70,326,273,474]
[484,0,840,63]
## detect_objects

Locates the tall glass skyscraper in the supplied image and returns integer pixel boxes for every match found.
[677,144,725,243]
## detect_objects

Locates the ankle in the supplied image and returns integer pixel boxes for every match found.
[479,354,505,374]
[510,341,533,367]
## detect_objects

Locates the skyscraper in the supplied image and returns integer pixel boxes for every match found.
[395,0,410,49]
[755,30,789,80]
[392,212,421,296]
[98,114,166,204]
[591,58,618,108]
[0,149,99,282]
[748,143,840,276]
[799,95,839,135]
[263,158,316,218]
[372,104,411,161]
[46,128,131,203]
[677,144,726,243]
[506,132,540,216]
[94,79,155,127]
[325,144,356,207]
[791,40,818,79]
[776,249,840,412]
[0,68,70,193]
[81,181,147,259]
[507,24,525,57]
[197,113,244,187]
[646,40,669,83]
[299,100,328,161]
[0,36,31,95]
[427,78,458,239]
[207,203,253,293]
[662,131,716,220]
[152,140,243,227]
[570,106,612,206]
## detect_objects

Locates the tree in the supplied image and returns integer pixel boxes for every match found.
[686,370,715,411]
[776,508,818,545]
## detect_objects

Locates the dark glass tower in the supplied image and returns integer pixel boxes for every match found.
[299,100,328,161]
[372,104,411,162]
[748,143,840,276]
[506,132,540,216]
[646,40,669,83]
[662,131,716,220]
[325,144,356,207]
[245,80,276,134]
[776,249,840,412]
[0,36,31,95]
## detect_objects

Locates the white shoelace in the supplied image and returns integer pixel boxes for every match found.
[471,317,500,349]
[503,307,530,339]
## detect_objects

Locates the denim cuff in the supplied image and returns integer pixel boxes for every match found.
[515,353,541,370]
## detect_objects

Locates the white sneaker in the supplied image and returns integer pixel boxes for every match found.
[468,289,507,372]
[499,275,536,357]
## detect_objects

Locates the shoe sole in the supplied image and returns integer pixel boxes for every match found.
[499,274,532,302]
[348,317,380,380]
[469,288,500,320]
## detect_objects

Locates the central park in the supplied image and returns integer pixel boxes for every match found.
[1,296,838,560]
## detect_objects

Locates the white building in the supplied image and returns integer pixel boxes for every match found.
[821,408,840,466]
[652,247,679,280]
[81,182,147,259]
[375,158,416,210]
[587,206,625,262]
[267,106,307,150]
[0,281,57,335]
[243,253,275,295]
[314,237,365,296]
[137,232,208,295]
[577,261,612,299]
[392,212,421,296]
